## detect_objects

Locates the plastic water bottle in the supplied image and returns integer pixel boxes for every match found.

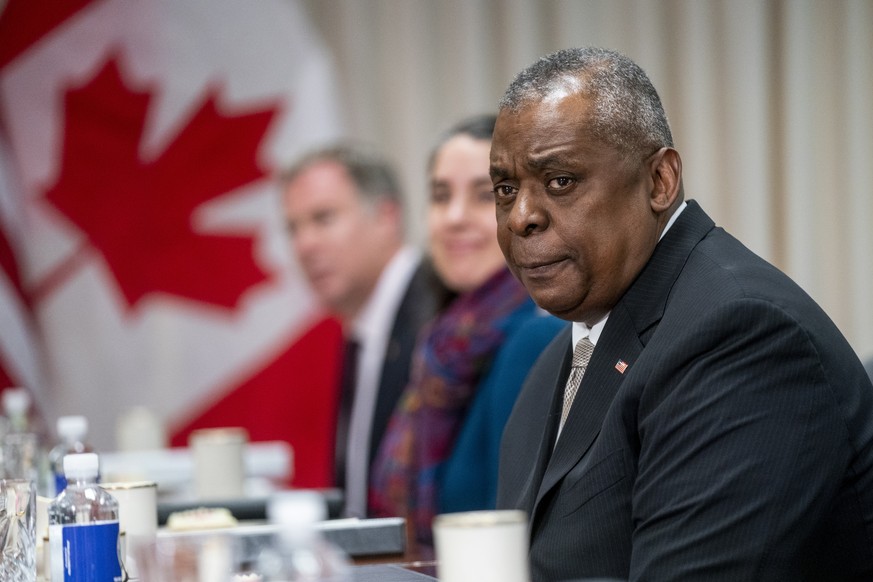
[48,453,123,582]
[1,387,41,483]
[48,415,95,495]
[254,491,350,581]
[2,387,31,433]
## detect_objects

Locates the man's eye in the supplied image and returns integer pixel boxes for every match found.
[493,184,516,197]
[313,210,336,226]
[430,189,450,204]
[547,177,574,189]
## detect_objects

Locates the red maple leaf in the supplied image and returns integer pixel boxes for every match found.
[43,57,278,311]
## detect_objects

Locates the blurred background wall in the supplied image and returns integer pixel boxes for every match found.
[302,0,873,361]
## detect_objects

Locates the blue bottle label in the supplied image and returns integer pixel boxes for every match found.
[49,521,123,582]
[54,472,67,495]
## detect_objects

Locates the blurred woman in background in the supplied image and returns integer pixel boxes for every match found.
[368,114,563,553]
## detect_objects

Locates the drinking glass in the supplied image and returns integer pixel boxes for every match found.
[135,530,242,582]
[0,478,36,582]
[2,432,40,483]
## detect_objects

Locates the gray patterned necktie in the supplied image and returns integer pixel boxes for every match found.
[558,337,595,435]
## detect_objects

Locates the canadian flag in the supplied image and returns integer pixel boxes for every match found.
[0,0,345,487]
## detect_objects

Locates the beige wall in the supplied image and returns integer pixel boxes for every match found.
[301,0,873,361]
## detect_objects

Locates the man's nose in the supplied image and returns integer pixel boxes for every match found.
[506,188,546,236]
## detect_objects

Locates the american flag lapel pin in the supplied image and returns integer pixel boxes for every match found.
[615,359,628,374]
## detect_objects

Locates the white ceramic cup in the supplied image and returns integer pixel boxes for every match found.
[433,509,531,582]
[189,427,248,500]
[101,480,158,580]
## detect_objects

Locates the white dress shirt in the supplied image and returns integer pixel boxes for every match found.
[344,245,422,517]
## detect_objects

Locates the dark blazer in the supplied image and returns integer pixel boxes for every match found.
[865,355,873,384]
[367,257,444,470]
[497,201,873,582]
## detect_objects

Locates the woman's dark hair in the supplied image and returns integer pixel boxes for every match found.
[427,113,497,173]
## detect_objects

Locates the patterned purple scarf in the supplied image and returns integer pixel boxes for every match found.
[368,267,530,547]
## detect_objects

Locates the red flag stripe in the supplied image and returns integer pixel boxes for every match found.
[0,0,98,70]
[0,224,28,306]
[169,316,344,488]
[0,354,17,388]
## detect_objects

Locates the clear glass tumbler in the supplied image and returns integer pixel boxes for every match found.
[0,478,36,582]
[2,432,40,483]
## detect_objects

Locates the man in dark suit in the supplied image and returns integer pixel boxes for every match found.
[491,47,873,581]
[282,145,443,517]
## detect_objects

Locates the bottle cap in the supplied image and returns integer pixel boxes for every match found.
[64,452,100,480]
[268,490,326,544]
[57,415,89,440]
[269,490,326,525]
[2,387,31,417]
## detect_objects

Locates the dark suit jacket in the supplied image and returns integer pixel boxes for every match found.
[367,257,444,470]
[497,201,873,582]
[865,355,873,384]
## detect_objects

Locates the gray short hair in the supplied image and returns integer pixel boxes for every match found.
[499,47,673,159]
[280,143,403,209]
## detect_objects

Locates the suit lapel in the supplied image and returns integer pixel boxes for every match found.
[534,305,643,509]
[516,327,572,517]
[530,201,716,518]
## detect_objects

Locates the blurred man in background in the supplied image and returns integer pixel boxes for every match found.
[281,145,443,517]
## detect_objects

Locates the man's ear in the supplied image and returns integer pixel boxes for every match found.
[373,198,403,232]
[649,147,682,212]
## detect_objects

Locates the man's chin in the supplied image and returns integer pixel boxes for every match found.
[527,291,584,322]
[313,284,343,308]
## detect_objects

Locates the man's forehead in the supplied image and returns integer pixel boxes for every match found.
[297,158,351,183]
[497,94,590,130]
[494,100,592,151]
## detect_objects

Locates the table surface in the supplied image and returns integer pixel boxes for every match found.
[351,563,438,581]
[123,565,436,582]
